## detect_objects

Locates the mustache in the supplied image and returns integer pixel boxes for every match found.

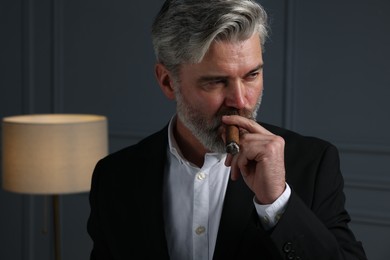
[216,107,255,120]
[208,107,255,133]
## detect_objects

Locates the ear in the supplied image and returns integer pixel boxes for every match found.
[154,63,176,100]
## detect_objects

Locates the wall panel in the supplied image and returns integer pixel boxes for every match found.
[62,0,174,144]
[1,0,389,259]
[291,0,390,143]
[289,1,390,259]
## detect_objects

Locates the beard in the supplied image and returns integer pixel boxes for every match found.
[174,85,262,153]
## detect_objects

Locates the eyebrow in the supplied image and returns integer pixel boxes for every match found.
[197,63,264,84]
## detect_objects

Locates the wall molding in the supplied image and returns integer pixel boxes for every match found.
[344,176,390,191]
[22,196,35,260]
[282,0,296,129]
[51,0,64,113]
[336,143,390,155]
[21,1,35,259]
[350,210,390,227]
[110,131,146,140]
[21,0,35,114]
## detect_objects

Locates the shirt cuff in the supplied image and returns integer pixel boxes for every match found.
[253,183,291,230]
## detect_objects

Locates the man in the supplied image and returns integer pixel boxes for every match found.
[87,0,367,259]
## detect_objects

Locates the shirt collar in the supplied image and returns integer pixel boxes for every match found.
[167,115,226,168]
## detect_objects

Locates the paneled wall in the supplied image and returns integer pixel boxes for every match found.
[285,1,390,259]
[1,0,389,259]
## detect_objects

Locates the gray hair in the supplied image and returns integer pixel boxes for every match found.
[151,0,268,76]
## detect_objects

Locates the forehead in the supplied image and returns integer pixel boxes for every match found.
[187,34,263,74]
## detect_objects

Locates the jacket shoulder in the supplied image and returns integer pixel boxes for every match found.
[100,125,168,164]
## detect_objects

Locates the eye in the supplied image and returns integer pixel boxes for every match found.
[246,72,259,81]
[201,79,227,90]
[212,79,227,85]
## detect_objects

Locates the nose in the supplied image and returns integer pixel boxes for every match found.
[225,80,246,109]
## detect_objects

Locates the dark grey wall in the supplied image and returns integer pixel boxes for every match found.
[1,0,389,259]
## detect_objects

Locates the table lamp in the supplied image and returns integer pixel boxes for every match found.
[1,114,108,260]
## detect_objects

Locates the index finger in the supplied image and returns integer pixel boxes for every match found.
[221,115,273,135]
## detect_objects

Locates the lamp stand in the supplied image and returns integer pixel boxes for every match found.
[53,195,61,260]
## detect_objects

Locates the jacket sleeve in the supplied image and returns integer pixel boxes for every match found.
[270,144,367,260]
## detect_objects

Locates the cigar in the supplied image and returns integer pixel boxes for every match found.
[226,125,240,155]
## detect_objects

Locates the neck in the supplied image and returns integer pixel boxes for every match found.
[173,118,208,168]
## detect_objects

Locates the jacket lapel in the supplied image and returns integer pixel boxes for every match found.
[213,176,255,259]
[212,174,282,260]
[136,126,170,259]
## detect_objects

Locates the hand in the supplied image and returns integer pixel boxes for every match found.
[222,115,286,204]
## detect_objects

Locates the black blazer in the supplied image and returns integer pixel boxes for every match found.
[87,123,367,260]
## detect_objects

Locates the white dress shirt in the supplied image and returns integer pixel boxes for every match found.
[163,116,291,260]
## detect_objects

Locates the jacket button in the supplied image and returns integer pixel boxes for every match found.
[283,242,292,253]
[287,251,295,259]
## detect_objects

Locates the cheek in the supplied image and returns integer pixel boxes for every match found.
[198,95,225,113]
[179,87,222,113]
[247,85,263,104]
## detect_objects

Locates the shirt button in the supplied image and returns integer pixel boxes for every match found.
[196,172,206,180]
[287,251,295,259]
[195,226,206,235]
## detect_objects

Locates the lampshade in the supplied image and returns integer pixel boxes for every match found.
[2,114,108,194]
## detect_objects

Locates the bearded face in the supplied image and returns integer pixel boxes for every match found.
[173,83,262,153]
[165,34,264,153]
